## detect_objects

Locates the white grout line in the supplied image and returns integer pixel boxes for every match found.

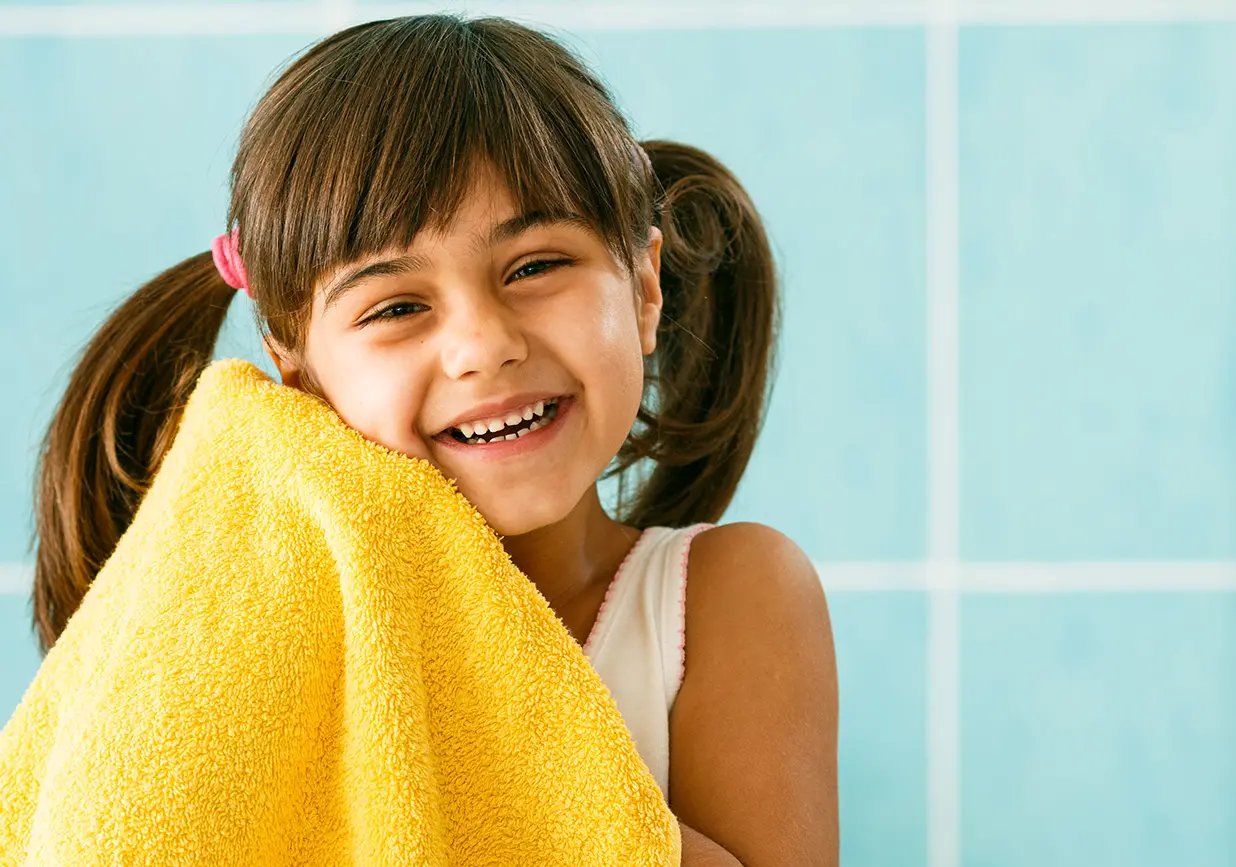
[0,564,31,596]
[965,561,1236,592]
[0,3,323,36]
[5,561,1236,596]
[926,22,960,568]
[5,0,1236,36]
[321,0,353,31]
[926,574,960,867]
[362,0,930,28]
[819,562,1236,592]
[955,0,1236,24]
[924,0,960,864]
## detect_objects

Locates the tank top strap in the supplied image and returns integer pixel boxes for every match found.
[582,523,713,789]
[583,524,712,693]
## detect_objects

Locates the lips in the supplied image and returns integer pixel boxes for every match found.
[434,391,568,441]
[448,398,560,444]
[431,395,575,460]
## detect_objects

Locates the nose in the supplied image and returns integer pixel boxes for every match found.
[439,290,528,380]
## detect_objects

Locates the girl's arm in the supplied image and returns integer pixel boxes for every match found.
[669,522,840,867]
[680,818,744,866]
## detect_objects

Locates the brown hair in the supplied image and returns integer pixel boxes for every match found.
[32,14,778,653]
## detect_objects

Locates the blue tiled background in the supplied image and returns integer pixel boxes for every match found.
[959,24,1236,562]
[961,593,1236,867]
[581,27,929,562]
[1,6,1234,866]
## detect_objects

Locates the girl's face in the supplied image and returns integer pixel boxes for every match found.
[273,167,663,536]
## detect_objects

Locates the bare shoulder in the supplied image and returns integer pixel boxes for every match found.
[681,520,833,683]
[685,521,828,630]
[689,521,819,584]
[670,521,839,866]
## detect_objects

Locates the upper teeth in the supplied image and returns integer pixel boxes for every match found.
[457,399,550,438]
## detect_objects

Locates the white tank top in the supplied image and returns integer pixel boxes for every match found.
[582,524,712,797]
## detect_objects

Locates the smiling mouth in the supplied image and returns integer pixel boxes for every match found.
[445,398,562,445]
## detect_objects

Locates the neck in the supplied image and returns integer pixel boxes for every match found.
[501,486,639,613]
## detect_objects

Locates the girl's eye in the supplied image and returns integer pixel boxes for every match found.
[508,258,572,283]
[364,301,428,324]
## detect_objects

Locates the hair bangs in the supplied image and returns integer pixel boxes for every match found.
[229,15,646,346]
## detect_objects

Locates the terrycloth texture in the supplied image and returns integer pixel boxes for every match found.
[0,360,681,867]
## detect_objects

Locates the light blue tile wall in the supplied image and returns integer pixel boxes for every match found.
[956,23,1236,867]
[831,590,928,867]
[958,24,1236,561]
[578,28,928,562]
[960,594,1236,867]
[0,596,41,712]
[0,36,305,565]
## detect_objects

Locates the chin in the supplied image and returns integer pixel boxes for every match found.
[471,496,571,538]
[480,509,555,538]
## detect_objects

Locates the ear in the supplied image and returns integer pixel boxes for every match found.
[263,337,305,390]
[636,226,664,357]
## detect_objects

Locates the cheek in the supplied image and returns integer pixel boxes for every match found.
[308,339,433,460]
[579,290,647,423]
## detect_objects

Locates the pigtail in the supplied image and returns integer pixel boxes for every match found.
[615,140,779,528]
[32,253,235,652]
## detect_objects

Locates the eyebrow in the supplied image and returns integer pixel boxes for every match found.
[321,211,595,311]
[486,210,594,247]
[322,253,432,312]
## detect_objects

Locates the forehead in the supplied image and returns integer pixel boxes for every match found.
[393,161,598,252]
[435,164,516,225]
[418,168,528,248]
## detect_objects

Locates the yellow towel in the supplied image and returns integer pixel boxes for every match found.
[0,359,681,866]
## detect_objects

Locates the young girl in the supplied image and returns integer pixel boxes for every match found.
[33,15,838,866]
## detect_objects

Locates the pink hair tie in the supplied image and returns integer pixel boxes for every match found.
[211,227,251,297]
